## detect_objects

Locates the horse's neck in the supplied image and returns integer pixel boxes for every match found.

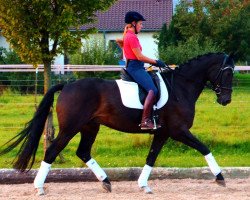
[174,65,208,103]
[181,64,208,82]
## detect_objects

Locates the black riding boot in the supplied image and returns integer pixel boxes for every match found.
[141,90,161,130]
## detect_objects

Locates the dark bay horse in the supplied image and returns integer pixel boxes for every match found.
[0,52,235,195]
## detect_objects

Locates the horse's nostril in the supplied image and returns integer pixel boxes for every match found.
[226,99,231,104]
[222,99,231,106]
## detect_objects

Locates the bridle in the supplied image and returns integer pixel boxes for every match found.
[210,55,234,95]
[159,54,235,100]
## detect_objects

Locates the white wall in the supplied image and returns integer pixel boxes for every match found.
[138,32,158,60]
[53,54,64,65]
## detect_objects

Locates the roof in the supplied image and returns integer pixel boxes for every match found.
[81,0,173,32]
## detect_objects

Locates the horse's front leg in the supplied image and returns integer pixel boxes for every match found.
[138,132,169,194]
[171,129,226,186]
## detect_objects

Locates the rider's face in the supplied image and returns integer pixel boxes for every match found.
[135,21,143,33]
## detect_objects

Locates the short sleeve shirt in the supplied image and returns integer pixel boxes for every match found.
[123,30,142,60]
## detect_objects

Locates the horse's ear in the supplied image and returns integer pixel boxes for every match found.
[228,52,234,59]
[228,51,239,59]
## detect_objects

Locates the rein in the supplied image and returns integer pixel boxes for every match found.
[159,67,179,101]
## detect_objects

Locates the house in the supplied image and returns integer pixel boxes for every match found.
[81,0,173,62]
[0,0,173,64]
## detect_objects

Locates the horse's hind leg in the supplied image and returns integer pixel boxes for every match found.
[171,129,225,186]
[34,130,76,195]
[76,122,111,192]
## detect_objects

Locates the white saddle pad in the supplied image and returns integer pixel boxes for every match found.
[116,72,168,109]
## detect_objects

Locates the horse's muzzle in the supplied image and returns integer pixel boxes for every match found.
[217,95,231,106]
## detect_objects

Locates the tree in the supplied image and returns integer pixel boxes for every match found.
[159,35,221,64]
[0,0,117,150]
[159,0,250,62]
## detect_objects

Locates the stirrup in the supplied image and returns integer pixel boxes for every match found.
[153,116,161,129]
[139,119,161,130]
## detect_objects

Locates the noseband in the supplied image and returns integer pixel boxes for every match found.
[211,55,234,95]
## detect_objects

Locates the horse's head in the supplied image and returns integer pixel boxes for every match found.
[207,53,235,106]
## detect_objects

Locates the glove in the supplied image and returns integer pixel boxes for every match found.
[155,60,166,68]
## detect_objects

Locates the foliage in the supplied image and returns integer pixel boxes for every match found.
[0,47,30,92]
[157,21,181,49]
[157,0,250,63]
[159,36,221,65]
[0,0,117,65]
[0,47,23,64]
[69,35,120,79]
[0,47,40,93]
[0,47,76,93]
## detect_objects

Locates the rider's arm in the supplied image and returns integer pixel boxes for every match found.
[132,48,157,65]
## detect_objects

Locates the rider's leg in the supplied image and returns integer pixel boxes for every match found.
[140,90,156,130]
[126,61,160,130]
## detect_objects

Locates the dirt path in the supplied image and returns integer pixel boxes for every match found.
[0,178,249,200]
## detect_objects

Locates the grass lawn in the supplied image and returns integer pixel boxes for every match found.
[0,73,249,168]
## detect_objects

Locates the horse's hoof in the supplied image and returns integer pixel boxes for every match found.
[216,179,226,187]
[141,186,153,194]
[36,187,45,196]
[102,182,112,192]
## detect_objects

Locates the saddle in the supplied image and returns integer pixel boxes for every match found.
[120,68,161,105]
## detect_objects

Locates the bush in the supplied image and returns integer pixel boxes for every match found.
[0,47,22,64]
[69,35,121,80]
[0,47,31,92]
[159,36,222,65]
[0,47,78,93]
[0,48,46,93]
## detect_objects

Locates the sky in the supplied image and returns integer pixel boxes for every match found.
[173,0,180,13]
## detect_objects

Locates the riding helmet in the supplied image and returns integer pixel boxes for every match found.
[125,11,146,24]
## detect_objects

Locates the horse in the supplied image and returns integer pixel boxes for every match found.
[0,52,235,195]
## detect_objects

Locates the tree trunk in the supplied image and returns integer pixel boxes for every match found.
[43,62,54,151]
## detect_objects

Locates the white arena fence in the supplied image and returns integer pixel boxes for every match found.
[0,64,249,130]
[0,64,249,90]
[0,64,249,92]
[0,64,125,73]
[0,64,249,73]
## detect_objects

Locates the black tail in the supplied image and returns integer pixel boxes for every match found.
[0,83,65,172]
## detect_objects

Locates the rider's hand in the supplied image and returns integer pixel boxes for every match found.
[155,60,166,68]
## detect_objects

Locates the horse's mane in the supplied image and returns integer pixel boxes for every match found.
[175,52,225,71]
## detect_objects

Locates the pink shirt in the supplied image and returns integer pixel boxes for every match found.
[123,30,142,60]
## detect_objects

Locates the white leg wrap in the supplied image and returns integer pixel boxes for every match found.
[138,165,152,188]
[205,153,221,176]
[86,158,107,181]
[34,161,51,188]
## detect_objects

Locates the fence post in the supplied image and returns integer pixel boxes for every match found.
[35,67,38,109]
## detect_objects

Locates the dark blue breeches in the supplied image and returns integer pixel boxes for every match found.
[126,60,158,96]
